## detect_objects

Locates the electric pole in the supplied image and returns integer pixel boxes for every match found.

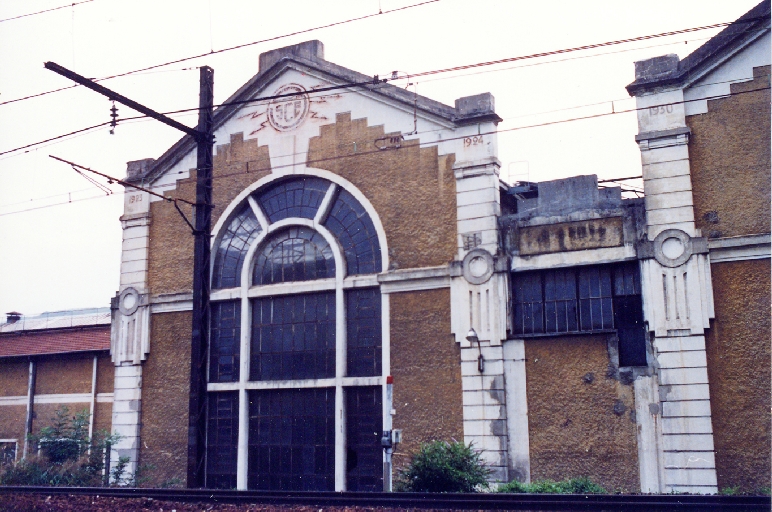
[44,62,214,488]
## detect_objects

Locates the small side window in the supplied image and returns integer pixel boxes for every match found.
[0,440,17,465]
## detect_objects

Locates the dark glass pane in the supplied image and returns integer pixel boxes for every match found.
[566,300,578,331]
[599,268,612,297]
[213,204,262,289]
[323,189,381,275]
[253,227,335,285]
[206,391,239,489]
[346,387,383,492]
[513,272,543,335]
[346,288,382,377]
[579,298,592,331]
[543,269,576,333]
[209,302,241,383]
[601,297,614,329]
[256,177,330,224]
[250,292,336,381]
[614,261,641,296]
[615,295,648,366]
[544,302,557,332]
[248,388,335,491]
[576,267,614,330]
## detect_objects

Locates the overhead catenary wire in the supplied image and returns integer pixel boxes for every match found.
[2,68,767,162]
[3,25,769,160]
[0,83,770,217]
[4,85,767,218]
[2,8,765,109]
[0,0,440,107]
[0,0,95,23]
[0,191,117,217]
[390,15,769,80]
[209,85,771,183]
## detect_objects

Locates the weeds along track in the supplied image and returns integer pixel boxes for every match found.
[0,486,770,511]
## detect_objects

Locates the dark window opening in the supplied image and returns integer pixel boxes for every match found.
[250,292,336,381]
[346,288,382,377]
[0,442,16,465]
[210,301,241,383]
[323,189,381,276]
[512,262,647,366]
[206,391,239,489]
[252,226,335,285]
[213,204,262,289]
[248,388,335,491]
[346,386,383,492]
[256,177,330,224]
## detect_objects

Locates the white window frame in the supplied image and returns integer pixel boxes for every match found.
[208,173,391,491]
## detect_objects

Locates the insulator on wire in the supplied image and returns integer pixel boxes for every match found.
[109,101,118,134]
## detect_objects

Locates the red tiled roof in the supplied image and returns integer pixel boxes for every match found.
[0,326,110,357]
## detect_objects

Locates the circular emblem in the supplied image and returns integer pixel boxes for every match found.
[462,249,495,285]
[267,84,309,132]
[118,287,140,316]
[653,229,693,268]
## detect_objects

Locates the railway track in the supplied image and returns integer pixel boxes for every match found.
[1,486,769,511]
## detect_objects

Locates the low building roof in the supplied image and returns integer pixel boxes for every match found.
[0,307,111,358]
[0,326,110,358]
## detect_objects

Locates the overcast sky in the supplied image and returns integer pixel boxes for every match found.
[0,0,760,316]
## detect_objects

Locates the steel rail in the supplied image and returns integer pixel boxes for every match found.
[0,486,769,511]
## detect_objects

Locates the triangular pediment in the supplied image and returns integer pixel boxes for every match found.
[131,40,495,184]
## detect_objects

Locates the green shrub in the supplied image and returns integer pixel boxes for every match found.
[498,477,607,494]
[396,441,491,493]
[0,406,121,487]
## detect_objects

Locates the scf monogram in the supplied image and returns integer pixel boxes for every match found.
[268,84,310,132]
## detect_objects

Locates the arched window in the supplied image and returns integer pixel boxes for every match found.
[206,176,385,492]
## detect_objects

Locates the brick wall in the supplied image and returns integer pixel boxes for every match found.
[139,311,192,487]
[0,360,28,397]
[96,354,114,394]
[525,334,640,492]
[35,354,92,395]
[390,289,463,470]
[688,65,771,238]
[705,259,771,492]
[0,405,26,451]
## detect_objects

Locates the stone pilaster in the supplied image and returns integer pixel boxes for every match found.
[632,58,717,493]
[109,162,153,482]
[450,157,511,483]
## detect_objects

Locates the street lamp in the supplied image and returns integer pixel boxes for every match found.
[466,328,484,373]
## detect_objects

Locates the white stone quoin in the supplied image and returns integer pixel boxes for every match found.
[110,174,152,482]
[630,55,718,494]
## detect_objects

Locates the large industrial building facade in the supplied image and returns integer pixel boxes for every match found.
[6,0,766,495]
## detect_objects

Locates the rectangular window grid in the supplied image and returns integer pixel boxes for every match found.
[250,292,336,381]
[346,386,383,492]
[513,272,544,335]
[346,288,382,377]
[578,266,614,331]
[206,391,239,489]
[512,262,647,366]
[248,388,335,491]
[209,301,241,383]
